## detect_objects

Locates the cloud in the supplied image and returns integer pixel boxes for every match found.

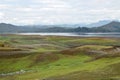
[0,12,4,19]
[0,0,120,25]
[0,4,10,9]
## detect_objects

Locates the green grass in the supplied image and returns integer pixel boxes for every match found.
[0,54,90,80]
[49,58,120,80]
[35,48,58,52]
[1,54,120,80]
[0,55,32,73]
[76,45,112,50]
[0,35,120,80]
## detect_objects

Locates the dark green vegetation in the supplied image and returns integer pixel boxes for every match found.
[1,21,120,33]
[0,35,120,80]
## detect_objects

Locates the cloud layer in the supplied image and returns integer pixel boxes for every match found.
[0,0,120,25]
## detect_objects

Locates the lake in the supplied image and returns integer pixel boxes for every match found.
[15,32,120,37]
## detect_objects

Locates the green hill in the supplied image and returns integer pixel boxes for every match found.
[0,35,120,80]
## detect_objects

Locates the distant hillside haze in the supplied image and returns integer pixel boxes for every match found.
[93,21,120,32]
[86,20,112,27]
[0,21,120,33]
[0,23,19,33]
[0,23,39,33]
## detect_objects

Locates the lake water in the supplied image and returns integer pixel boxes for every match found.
[16,32,120,37]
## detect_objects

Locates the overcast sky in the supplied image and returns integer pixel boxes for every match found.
[0,0,120,25]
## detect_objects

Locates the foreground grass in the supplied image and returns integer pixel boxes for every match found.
[0,35,120,80]
[0,54,120,80]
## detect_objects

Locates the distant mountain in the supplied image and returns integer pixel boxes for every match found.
[0,23,19,33]
[0,23,39,33]
[92,21,120,32]
[0,21,120,33]
[34,27,74,32]
[86,20,112,27]
[0,23,72,33]
[53,24,86,28]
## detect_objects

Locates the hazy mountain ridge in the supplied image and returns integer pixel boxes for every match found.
[88,21,120,32]
[86,20,112,27]
[0,21,120,33]
[0,23,24,33]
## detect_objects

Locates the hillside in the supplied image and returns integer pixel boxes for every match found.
[0,35,120,80]
[0,23,41,33]
[0,21,120,33]
[91,21,120,32]
[86,20,111,27]
[0,23,19,33]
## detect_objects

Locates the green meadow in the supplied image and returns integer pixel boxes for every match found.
[0,35,120,80]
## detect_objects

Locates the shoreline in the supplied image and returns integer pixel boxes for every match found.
[0,33,120,39]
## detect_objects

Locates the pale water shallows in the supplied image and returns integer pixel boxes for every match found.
[16,32,120,37]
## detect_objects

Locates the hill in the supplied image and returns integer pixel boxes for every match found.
[0,21,120,33]
[91,21,120,32]
[0,35,120,80]
[86,20,111,27]
[0,23,19,33]
[0,23,41,33]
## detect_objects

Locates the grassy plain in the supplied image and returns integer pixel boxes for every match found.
[0,34,120,80]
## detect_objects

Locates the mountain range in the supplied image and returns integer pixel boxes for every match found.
[86,20,112,27]
[0,21,120,33]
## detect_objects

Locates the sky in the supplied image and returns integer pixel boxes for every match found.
[0,0,120,25]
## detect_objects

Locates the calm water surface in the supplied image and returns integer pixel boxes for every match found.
[16,32,120,37]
